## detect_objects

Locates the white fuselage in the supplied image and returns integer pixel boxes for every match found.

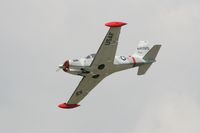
[63,54,146,77]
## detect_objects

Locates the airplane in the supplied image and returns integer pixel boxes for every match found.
[57,21,161,109]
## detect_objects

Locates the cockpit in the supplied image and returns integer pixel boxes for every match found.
[85,53,96,59]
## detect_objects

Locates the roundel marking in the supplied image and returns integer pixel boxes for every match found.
[120,56,126,61]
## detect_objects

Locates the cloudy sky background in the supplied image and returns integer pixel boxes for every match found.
[0,0,200,133]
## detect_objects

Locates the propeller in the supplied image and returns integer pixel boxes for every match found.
[56,60,69,72]
[56,65,64,72]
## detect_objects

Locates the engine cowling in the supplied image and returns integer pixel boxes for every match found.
[61,60,70,72]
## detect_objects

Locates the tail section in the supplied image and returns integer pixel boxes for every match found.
[136,41,150,57]
[143,45,161,61]
[138,64,152,75]
[137,44,161,75]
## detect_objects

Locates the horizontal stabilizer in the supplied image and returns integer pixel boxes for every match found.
[137,64,151,75]
[143,45,161,61]
[137,44,161,75]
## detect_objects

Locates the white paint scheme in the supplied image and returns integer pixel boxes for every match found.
[58,22,161,107]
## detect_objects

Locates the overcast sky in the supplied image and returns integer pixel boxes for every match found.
[0,0,200,133]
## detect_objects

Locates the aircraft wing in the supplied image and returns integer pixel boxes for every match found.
[91,22,127,67]
[58,74,105,109]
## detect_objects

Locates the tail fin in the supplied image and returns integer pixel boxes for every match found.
[137,45,161,75]
[136,41,150,57]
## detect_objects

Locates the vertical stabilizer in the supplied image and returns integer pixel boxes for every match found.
[136,41,150,57]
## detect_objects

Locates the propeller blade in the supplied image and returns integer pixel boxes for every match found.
[56,68,61,72]
[56,64,64,72]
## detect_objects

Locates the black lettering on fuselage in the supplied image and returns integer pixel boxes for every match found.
[137,47,150,50]
[105,32,113,45]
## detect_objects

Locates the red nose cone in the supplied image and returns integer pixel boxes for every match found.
[63,60,69,72]
[58,103,80,109]
[105,21,127,27]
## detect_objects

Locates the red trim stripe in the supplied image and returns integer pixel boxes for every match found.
[132,56,136,66]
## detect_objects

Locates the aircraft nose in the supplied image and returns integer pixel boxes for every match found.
[62,60,70,72]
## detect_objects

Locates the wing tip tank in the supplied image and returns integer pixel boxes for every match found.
[58,103,80,109]
[105,21,127,27]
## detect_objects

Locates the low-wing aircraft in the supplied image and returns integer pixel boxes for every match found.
[57,21,161,109]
